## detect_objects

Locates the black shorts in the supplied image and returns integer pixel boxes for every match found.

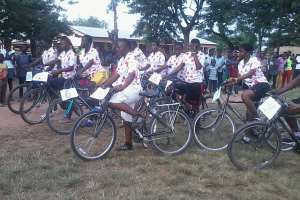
[174,80,201,102]
[250,82,271,101]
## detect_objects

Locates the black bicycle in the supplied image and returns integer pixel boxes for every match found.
[227,94,300,170]
[70,88,192,161]
[46,78,94,135]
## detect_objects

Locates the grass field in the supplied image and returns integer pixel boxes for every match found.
[0,89,300,200]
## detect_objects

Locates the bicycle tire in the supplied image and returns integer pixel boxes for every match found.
[227,121,281,170]
[7,83,31,114]
[19,87,48,125]
[70,111,116,161]
[193,109,235,151]
[149,108,192,155]
[46,97,83,135]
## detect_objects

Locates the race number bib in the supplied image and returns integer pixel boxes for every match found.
[32,72,49,82]
[149,73,162,85]
[258,97,282,120]
[90,87,110,100]
[26,72,33,81]
[212,87,222,102]
[60,88,78,101]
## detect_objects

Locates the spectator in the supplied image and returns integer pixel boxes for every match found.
[268,53,278,89]
[16,44,31,97]
[0,54,7,106]
[282,51,293,87]
[204,49,215,86]
[227,50,239,95]
[207,58,218,94]
[294,54,300,78]
[3,41,15,92]
[215,49,226,87]
[275,53,285,88]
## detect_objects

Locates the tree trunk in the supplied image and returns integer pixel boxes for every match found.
[182,29,190,47]
[258,30,263,54]
[30,39,37,58]
[112,0,118,50]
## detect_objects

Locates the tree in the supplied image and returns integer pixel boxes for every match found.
[0,0,70,56]
[107,0,120,50]
[201,0,300,51]
[125,0,205,44]
[72,16,107,28]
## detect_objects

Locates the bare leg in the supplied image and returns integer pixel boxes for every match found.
[241,90,257,121]
[124,121,133,145]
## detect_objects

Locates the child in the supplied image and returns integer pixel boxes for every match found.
[0,53,8,106]
[208,58,218,94]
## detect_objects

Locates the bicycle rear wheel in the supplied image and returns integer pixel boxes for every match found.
[193,109,235,151]
[70,111,116,161]
[150,108,192,155]
[46,97,83,135]
[7,83,31,114]
[20,88,49,124]
[227,121,281,170]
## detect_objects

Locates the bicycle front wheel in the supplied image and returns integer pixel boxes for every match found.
[193,109,235,151]
[46,97,83,135]
[227,121,281,170]
[20,87,49,125]
[150,108,192,155]
[70,111,116,161]
[7,83,31,114]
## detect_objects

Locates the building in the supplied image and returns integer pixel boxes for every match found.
[68,25,217,55]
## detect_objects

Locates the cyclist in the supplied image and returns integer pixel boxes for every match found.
[45,36,77,90]
[27,39,57,72]
[167,38,205,110]
[273,74,300,141]
[226,43,270,121]
[128,40,148,71]
[76,35,106,86]
[140,41,166,74]
[101,39,143,151]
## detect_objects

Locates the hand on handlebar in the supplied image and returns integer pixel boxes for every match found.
[223,78,238,86]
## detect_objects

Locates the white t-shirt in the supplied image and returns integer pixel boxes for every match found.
[113,53,141,88]
[58,49,77,79]
[296,56,300,70]
[79,47,103,76]
[238,56,268,87]
[147,51,165,72]
[42,47,57,65]
[128,47,147,70]
[177,51,205,83]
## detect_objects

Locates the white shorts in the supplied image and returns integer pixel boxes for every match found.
[109,85,142,122]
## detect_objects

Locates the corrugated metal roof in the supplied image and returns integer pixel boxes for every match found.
[70,25,216,45]
[70,25,141,40]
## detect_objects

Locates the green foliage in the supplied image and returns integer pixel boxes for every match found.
[126,0,205,44]
[0,0,69,42]
[200,0,300,50]
[71,16,107,28]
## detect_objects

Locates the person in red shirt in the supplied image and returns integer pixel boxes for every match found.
[227,50,239,95]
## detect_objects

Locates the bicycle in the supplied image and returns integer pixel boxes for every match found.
[227,94,300,170]
[192,84,250,151]
[70,87,193,161]
[7,67,43,114]
[46,77,95,135]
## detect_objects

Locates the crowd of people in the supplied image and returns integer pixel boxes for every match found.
[0,36,300,150]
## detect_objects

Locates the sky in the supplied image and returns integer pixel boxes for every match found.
[59,0,199,39]
[59,0,140,36]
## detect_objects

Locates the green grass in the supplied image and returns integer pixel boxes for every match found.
[1,101,300,200]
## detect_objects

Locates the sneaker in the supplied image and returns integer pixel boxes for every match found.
[116,143,133,151]
[60,117,73,124]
